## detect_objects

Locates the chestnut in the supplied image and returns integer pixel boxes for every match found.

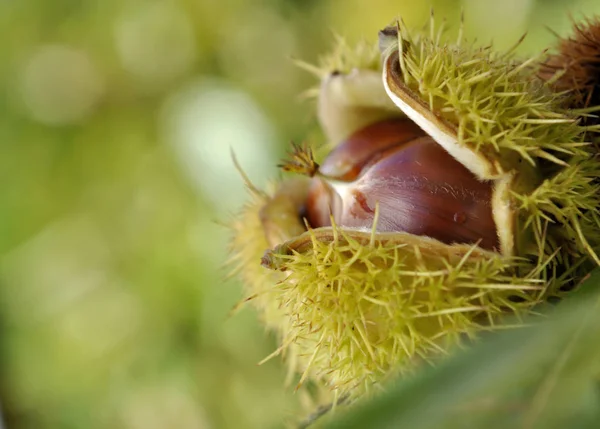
[301,118,499,251]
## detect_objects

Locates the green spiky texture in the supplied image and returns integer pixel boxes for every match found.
[297,35,382,100]
[230,23,600,401]
[389,20,600,283]
[392,23,589,176]
[230,183,558,397]
[228,189,289,330]
[260,226,557,396]
[319,35,381,77]
[228,181,335,393]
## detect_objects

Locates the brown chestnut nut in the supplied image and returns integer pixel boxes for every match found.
[304,118,499,251]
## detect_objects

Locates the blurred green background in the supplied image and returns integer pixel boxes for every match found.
[1,0,600,428]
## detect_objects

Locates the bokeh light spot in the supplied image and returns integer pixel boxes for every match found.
[115,3,197,90]
[161,79,278,212]
[19,45,104,125]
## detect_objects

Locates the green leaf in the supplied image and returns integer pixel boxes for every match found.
[324,270,600,429]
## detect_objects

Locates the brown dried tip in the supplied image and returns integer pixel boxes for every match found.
[540,16,600,116]
[278,142,319,177]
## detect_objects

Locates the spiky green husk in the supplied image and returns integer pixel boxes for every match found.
[297,35,382,101]
[390,22,588,176]
[231,185,555,397]
[261,226,554,396]
[228,179,333,391]
[316,35,381,78]
[228,190,288,330]
[230,20,600,400]
[230,186,582,398]
[385,20,600,277]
